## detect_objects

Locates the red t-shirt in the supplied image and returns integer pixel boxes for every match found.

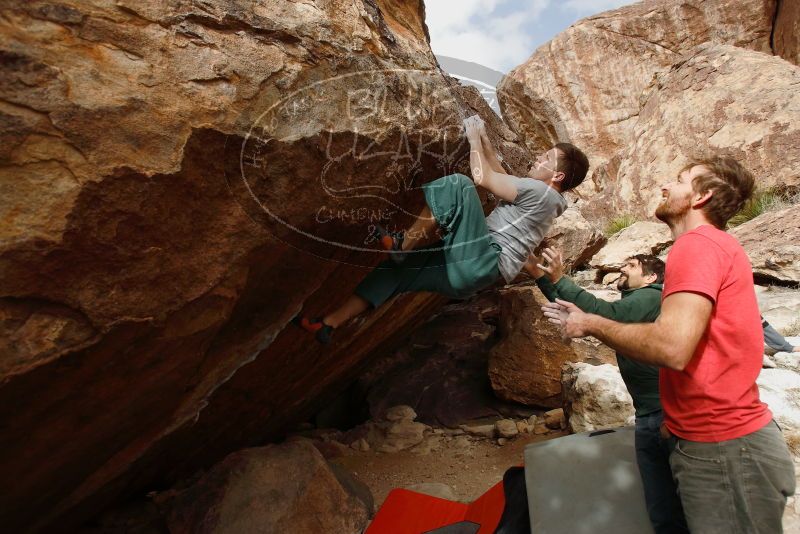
[660,225,771,442]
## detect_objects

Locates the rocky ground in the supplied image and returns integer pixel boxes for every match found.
[327,418,800,533]
[332,426,568,507]
[80,334,800,534]
[301,405,569,505]
[306,380,800,532]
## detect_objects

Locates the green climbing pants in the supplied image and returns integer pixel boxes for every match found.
[355,173,502,308]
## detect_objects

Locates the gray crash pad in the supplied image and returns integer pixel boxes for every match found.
[523,427,655,534]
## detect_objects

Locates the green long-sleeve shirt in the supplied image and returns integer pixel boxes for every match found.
[536,275,663,417]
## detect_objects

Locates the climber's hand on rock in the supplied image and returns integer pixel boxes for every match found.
[538,247,565,283]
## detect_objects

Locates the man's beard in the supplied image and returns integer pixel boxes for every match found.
[655,195,691,225]
[617,274,631,291]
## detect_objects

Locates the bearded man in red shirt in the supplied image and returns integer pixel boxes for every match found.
[543,156,796,533]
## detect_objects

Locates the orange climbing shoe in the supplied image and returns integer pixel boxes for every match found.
[292,315,334,344]
[373,225,405,263]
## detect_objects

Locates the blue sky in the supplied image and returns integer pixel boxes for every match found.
[426,0,636,73]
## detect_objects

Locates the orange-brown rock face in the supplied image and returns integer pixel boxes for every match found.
[612,43,800,219]
[0,1,531,531]
[166,441,370,534]
[774,0,800,66]
[497,0,776,178]
[488,286,615,408]
[541,205,606,271]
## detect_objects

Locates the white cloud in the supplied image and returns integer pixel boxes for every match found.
[425,0,550,73]
[560,0,635,15]
[424,0,505,33]
[425,0,635,73]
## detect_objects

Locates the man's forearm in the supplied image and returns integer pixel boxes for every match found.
[553,292,709,371]
[469,139,490,187]
[470,136,505,180]
[534,275,559,302]
[465,124,518,201]
[479,135,505,175]
[585,315,685,370]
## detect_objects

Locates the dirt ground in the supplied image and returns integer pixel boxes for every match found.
[332,429,567,507]
[332,428,800,533]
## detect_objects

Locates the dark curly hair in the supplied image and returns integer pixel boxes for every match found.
[628,254,665,284]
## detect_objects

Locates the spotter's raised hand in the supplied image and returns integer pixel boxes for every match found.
[542,298,592,339]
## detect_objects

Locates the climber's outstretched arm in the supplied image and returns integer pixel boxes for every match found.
[479,128,507,175]
[465,119,518,202]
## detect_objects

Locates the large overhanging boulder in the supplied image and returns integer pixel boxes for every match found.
[0,1,533,531]
[497,0,776,175]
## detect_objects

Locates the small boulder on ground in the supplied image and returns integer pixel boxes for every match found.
[350,438,370,452]
[495,419,519,439]
[459,423,496,439]
[409,434,443,456]
[378,419,427,453]
[543,408,566,430]
[166,441,370,534]
[773,351,800,372]
[562,362,635,433]
[384,405,417,423]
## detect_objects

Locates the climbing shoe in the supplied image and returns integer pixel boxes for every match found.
[292,315,334,345]
[373,225,405,263]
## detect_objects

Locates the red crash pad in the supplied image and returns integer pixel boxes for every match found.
[365,477,506,534]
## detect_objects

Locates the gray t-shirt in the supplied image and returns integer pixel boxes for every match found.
[485,177,567,283]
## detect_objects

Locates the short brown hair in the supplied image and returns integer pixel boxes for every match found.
[555,142,589,192]
[628,254,665,284]
[685,156,755,229]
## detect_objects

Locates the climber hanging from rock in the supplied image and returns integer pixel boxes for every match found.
[294,115,590,343]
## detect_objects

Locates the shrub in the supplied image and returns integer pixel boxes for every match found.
[604,214,637,237]
[780,318,800,338]
[727,188,797,228]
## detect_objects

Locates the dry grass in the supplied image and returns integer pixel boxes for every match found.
[727,189,800,228]
[604,214,637,237]
[780,318,800,338]
[785,430,800,456]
